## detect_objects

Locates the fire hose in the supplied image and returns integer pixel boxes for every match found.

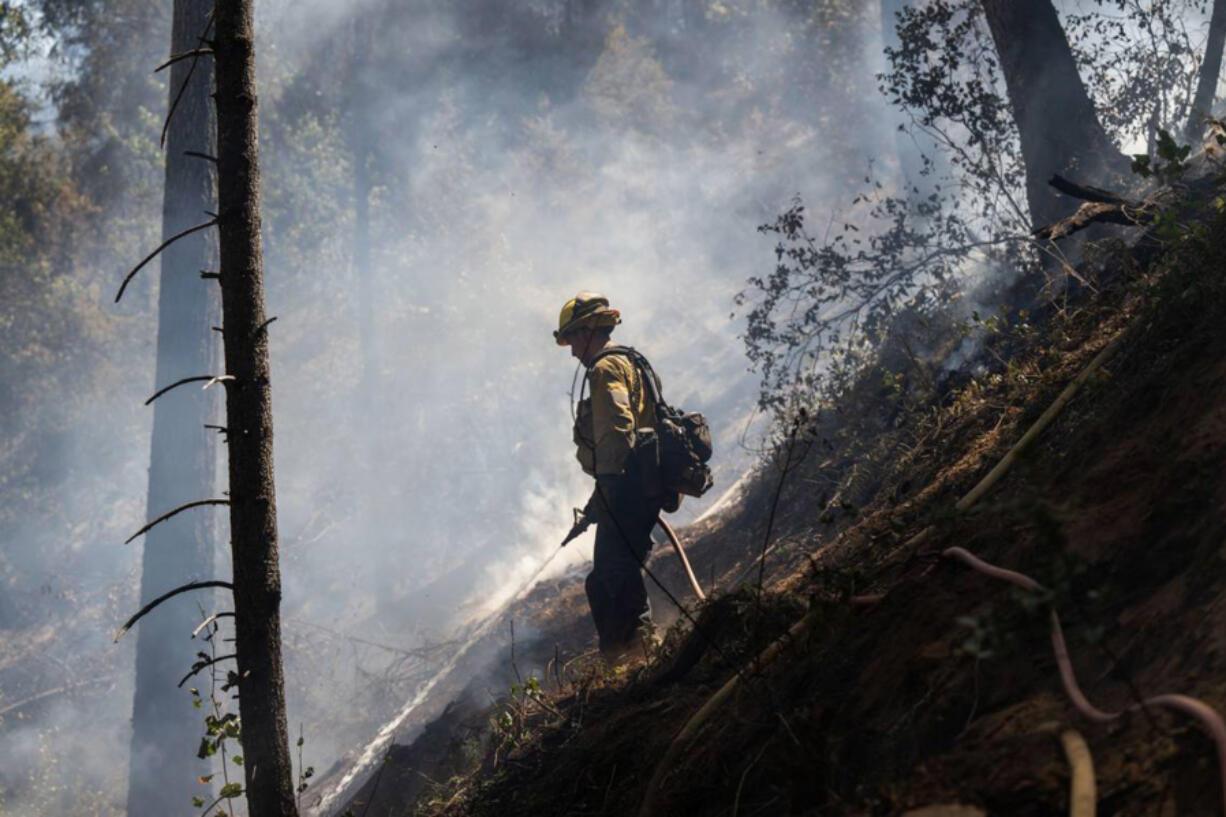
[560,506,705,601]
[1059,729,1096,817]
[657,516,706,601]
[945,545,1226,814]
[639,321,1226,817]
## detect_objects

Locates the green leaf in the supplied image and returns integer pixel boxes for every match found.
[219,782,243,799]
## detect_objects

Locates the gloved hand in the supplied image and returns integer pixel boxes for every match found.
[560,507,591,548]
[561,477,621,548]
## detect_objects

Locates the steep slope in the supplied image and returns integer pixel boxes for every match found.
[330,195,1226,817]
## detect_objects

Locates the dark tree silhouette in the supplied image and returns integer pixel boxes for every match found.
[127,0,221,813]
[213,0,299,813]
[1186,0,1226,143]
[981,0,1128,228]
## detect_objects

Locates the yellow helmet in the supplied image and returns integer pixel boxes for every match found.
[554,291,621,345]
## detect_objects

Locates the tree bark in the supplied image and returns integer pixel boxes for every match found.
[348,13,377,420]
[213,1,299,814]
[980,0,1128,228]
[347,13,397,606]
[127,0,221,813]
[1185,0,1226,144]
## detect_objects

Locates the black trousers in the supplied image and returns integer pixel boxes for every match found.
[585,467,662,654]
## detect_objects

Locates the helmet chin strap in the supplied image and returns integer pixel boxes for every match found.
[579,329,610,365]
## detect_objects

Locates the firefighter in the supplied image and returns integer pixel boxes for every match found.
[555,292,664,660]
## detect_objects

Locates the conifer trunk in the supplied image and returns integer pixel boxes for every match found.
[213,1,298,814]
[127,0,220,812]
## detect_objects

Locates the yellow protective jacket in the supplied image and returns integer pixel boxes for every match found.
[574,342,658,477]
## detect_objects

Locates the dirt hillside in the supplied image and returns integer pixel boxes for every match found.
[334,197,1226,817]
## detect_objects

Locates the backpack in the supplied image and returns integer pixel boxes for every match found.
[576,346,714,500]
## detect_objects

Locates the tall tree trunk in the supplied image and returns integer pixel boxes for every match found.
[347,13,392,605]
[345,14,387,603]
[349,14,377,421]
[213,1,299,814]
[127,0,220,813]
[1185,0,1226,144]
[981,0,1127,228]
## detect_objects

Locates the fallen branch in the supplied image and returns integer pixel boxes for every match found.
[115,218,218,302]
[1034,202,1154,241]
[955,330,1126,512]
[1034,175,1157,241]
[125,498,230,544]
[115,581,233,642]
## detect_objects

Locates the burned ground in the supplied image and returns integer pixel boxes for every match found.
[334,198,1226,817]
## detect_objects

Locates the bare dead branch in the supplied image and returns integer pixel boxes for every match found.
[145,374,221,406]
[0,676,118,719]
[203,375,236,391]
[1049,173,1132,205]
[1033,201,1155,240]
[1035,174,1159,240]
[115,581,234,642]
[254,316,278,337]
[160,14,216,147]
[125,498,231,544]
[205,424,228,435]
[154,47,214,73]
[116,219,219,303]
[192,611,235,639]
[177,653,237,687]
[185,150,218,163]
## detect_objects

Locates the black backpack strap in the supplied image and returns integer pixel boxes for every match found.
[585,345,668,419]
